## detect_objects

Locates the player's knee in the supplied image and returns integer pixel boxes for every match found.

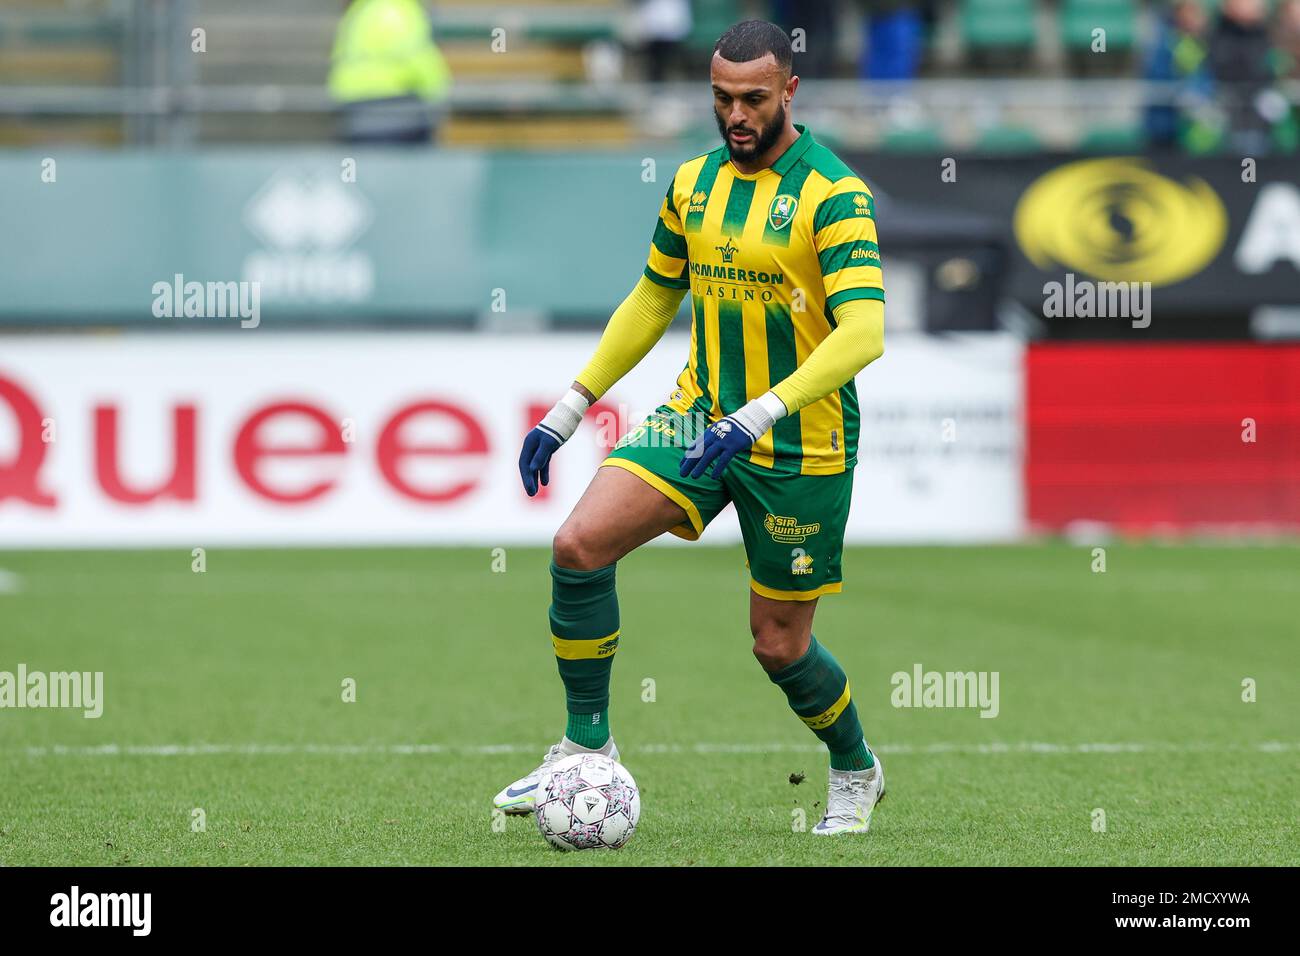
[552,525,604,571]
[751,620,806,671]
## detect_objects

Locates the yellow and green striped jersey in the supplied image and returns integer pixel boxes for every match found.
[644,124,884,475]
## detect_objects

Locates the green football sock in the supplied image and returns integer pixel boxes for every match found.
[549,560,620,749]
[565,710,610,750]
[766,634,875,772]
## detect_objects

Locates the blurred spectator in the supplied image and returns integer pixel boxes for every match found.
[329,0,451,145]
[1275,0,1300,78]
[1209,0,1282,153]
[1272,0,1300,149]
[859,0,924,80]
[636,0,692,82]
[1142,0,1214,149]
[771,0,838,78]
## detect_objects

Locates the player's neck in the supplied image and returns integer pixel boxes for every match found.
[730,122,800,176]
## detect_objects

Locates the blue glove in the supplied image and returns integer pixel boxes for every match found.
[519,389,591,496]
[518,426,562,497]
[680,416,757,480]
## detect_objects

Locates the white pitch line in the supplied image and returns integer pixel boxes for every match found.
[0,569,22,594]
[14,741,1299,758]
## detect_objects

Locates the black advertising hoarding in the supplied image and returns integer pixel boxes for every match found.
[850,152,1300,339]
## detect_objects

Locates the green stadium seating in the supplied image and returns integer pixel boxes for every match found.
[22,14,124,46]
[1061,0,1137,53]
[880,124,947,152]
[686,0,742,52]
[1078,123,1146,152]
[960,0,1036,50]
[974,124,1044,152]
[0,7,124,87]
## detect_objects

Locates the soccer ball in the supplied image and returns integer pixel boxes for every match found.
[535,752,640,851]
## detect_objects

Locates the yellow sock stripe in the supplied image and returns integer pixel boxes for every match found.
[799,680,851,731]
[551,630,621,660]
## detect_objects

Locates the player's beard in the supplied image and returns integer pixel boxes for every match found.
[716,102,787,165]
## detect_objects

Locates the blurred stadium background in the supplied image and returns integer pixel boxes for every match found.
[1,1,1299,869]
[1,0,1297,546]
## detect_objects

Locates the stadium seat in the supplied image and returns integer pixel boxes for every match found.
[879,124,947,152]
[0,5,126,144]
[1078,123,1146,152]
[442,114,632,147]
[1061,0,1137,53]
[686,0,743,56]
[959,0,1036,51]
[0,9,123,85]
[974,124,1044,153]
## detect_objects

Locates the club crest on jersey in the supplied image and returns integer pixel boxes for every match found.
[768,194,798,231]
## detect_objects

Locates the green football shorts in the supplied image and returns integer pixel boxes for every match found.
[601,404,853,601]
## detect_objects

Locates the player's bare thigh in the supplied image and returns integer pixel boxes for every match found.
[750,590,817,671]
[552,465,689,570]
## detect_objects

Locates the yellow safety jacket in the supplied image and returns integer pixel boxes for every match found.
[329,0,451,103]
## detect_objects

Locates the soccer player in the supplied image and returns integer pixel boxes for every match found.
[494,20,887,835]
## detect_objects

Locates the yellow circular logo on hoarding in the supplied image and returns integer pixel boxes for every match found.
[1013,158,1227,286]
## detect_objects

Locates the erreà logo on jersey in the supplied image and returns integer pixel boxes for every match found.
[688,190,708,214]
[768,194,798,231]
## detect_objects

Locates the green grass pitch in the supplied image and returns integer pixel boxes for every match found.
[1,543,1296,866]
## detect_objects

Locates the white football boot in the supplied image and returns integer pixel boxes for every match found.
[811,746,885,836]
[492,737,620,815]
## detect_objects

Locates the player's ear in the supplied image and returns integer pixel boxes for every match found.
[784,73,799,103]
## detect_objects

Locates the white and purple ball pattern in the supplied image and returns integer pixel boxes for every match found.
[535,753,640,851]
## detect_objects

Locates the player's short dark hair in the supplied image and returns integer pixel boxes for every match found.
[714,20,792,73]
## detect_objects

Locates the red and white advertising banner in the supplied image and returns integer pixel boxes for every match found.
[1027,343,1300,532]
[0,332,1023,547]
